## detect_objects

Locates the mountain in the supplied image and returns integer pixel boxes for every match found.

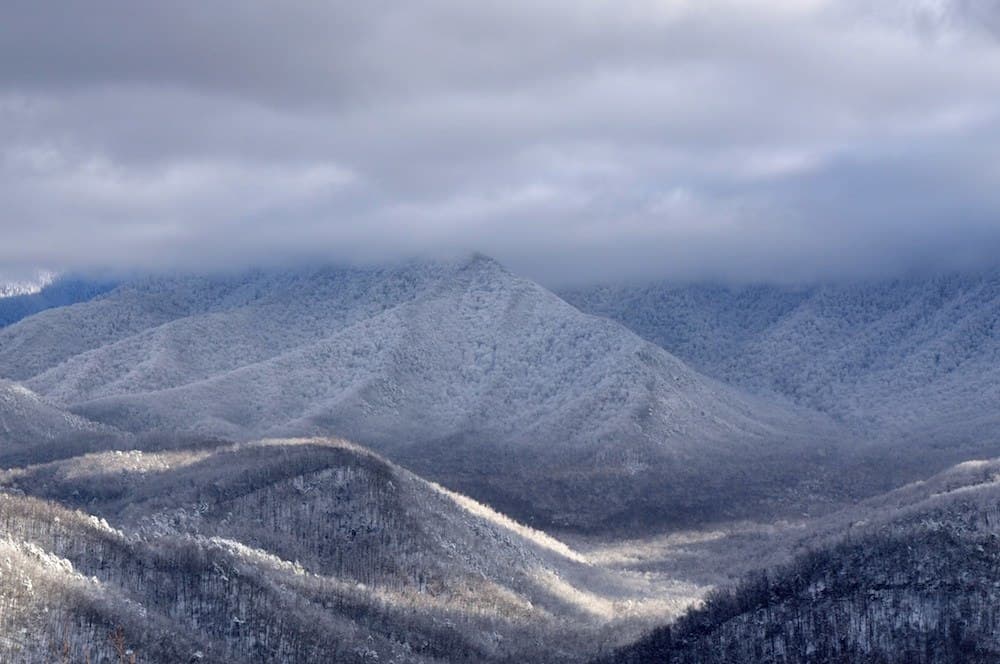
[597,457,1000,664]
[0,436,683,663]
[562,272,1000,446]
[0,275,117,328]
[0,256,839,530]
[0,379,128,467]
[7,261,1000,660]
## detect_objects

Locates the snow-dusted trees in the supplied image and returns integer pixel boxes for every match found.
[600,513,1000,664]
[0,438,619,663]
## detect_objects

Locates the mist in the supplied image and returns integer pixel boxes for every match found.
[2,0,999,285]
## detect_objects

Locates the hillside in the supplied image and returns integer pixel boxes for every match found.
[596,458,1000,663]
[0,436,692,663]
[0,256,840,530]
[0,380,127,466]
[0,380,101,443]
[563,273,1000,444]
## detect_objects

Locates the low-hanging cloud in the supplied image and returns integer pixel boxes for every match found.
[1,0,1000,285]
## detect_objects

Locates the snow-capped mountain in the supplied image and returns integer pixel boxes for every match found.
[563,272,1000,442]
[0,256,835,529]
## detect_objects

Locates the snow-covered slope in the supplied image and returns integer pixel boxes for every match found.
[27,258,784,446]
[0,261,487,384]
[0,437,684,663]
[0,380,104,445]
[0,256,835,529]
[563,272,1000,441]
[0,379,123,467]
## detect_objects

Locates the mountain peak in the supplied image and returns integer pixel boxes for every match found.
[463,251,505,270]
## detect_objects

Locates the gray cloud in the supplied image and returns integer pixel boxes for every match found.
[1,0,999,285]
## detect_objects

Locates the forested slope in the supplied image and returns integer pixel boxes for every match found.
[563,273,1000,441]
[0,380,128,466]
[598,458,1000,663]
[0,437,685,663]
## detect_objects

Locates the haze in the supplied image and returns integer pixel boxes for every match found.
[2,0,999,285]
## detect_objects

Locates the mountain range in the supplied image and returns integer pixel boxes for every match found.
[0,256,838,531]
[3,256,1000,661]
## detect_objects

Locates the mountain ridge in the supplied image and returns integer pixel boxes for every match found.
[562,272,1000,441]
[0,256,840,530]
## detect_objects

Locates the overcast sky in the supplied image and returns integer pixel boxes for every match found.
[2,0,999,285]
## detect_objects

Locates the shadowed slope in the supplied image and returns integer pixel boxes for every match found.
[0,380,129,467]
[596,457,1000,664]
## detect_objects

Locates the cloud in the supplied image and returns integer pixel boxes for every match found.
[1,0,999,284]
